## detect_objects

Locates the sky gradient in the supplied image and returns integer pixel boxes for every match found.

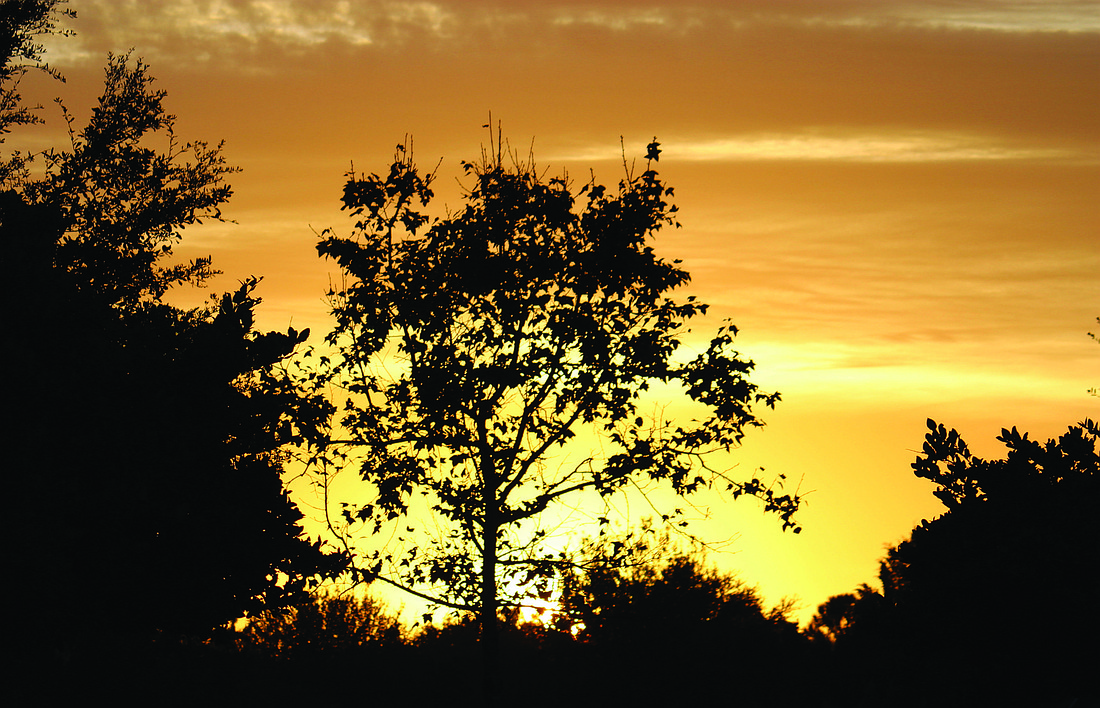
[21,0,1099,624]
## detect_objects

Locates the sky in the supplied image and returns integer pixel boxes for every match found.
[19,0,1100,626]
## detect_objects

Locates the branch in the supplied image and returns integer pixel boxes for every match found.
[371,573,477,614]
[502,376,598,502]
[500,338,567,484]
[500,477,597,525]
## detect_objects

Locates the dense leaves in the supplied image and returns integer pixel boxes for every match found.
[239,591,403,659]
[20,52,233,308]
[913,416,1098,509]
[556,550,814,704]
[3,42,345,647]
[560,548,798,647]
[227,547,818,706]
[306,135,799,659]
[1,0,73,183]
[807,419,1097,706]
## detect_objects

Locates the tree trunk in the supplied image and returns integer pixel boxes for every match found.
[479,414,499,707]
[480,516,498,707]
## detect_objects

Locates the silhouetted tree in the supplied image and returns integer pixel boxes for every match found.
[812,419,1098,706]
[239,590,403,659]
[400,538,814,705]
[551,540,811,704]
[3,48,345,650]
[563,551,796,643]
[804,583,882,645]
[1,0,72,183]
[303,130,801,701]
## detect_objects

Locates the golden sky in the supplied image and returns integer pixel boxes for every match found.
[23,0,1099,624]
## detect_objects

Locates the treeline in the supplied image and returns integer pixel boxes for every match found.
[3,4,1095,707]
[232,550,816,706]
[229,419,1097,708]
[227,419,1098,707]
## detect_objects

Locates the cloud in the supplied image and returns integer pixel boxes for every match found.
[37,0,1097,159]
[44,0,1100,67]
[549,131,1095,164]
[886,0,1100,33]
[42,0,452,64]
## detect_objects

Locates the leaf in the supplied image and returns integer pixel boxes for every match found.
[646,139,662,162]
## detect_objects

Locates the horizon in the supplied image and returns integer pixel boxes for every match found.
[13,0,1098,626]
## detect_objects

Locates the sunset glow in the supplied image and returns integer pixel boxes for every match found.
[17,0,1097,627]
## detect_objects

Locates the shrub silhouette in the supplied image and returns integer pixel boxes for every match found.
[239,591,403,659]
[809,419,1097,706]
[3,26,345,653]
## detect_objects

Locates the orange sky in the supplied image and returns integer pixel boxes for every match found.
[21,0,1099,625]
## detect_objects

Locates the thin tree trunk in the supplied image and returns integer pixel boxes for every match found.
[481,516,498,707]
[479,415,499,707]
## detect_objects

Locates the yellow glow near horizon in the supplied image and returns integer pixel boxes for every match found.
[18,0,1096,630]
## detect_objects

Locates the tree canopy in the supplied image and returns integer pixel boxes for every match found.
[238,590,403,659]
[3,35,345,645]
[1,0,73,183]
[807,418,1097,706]
[302,132,801,699]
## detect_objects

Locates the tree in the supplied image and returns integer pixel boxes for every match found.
[911,417,1098,510]
[804,583,882,645]
[548,540,810,704]
[559,545,798,646]
[238,590,403,659]
[1,0,73,184]
[306,132,801,700]
[4,48,346,646]
[809,419,1098,705]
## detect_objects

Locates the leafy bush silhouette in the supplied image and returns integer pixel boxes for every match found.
[547,542,814,704]
[239,590,403,659]
[3,21,344,652]
[810,419,1097,706]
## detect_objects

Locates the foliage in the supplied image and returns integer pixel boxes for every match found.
[808,419,1097,705]
[546,543,813,704]
[884,419,1097,632]
[804,583,882,645]
[304,133,801,674]
[558,544,798,646]
[1,0,73,183]
[0,0,69,78]
[4,48,345,643]
[402,539,815,705]
[239,590,403,659]
[912,417,1098,510]
[21,52,233,308]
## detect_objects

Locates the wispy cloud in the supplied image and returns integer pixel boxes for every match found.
[43,0,449,63]
[891,1,1100,33]
[677,133,1095,163]
[550,132,1094,164]
[44,0,1100,66]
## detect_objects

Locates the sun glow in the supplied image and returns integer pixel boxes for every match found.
[510,575,583,634]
